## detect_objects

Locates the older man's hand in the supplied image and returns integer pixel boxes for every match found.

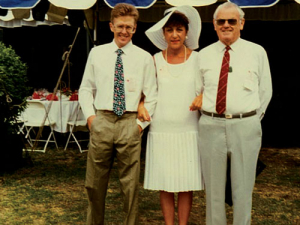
[137,103,150,122]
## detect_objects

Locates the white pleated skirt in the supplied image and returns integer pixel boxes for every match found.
[143,131,204,192]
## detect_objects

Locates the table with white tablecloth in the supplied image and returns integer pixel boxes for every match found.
[24,100,85,133]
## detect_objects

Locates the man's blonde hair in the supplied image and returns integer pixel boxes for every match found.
[111,3,139,24]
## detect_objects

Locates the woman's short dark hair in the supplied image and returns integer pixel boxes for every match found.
[163,12,189,31]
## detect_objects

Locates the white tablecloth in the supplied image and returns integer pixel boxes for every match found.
[24,100,85,133]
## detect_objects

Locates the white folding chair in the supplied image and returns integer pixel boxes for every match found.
[64,104,89,153]
[23,101,59,153]
[15,113,33,147]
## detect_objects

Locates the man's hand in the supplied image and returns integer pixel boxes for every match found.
[138,102,150,122]
[189,94,203,111]
[87,115,96,130]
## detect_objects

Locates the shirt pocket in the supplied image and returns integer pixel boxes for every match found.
[243,69,258,91]
[125,77,137,92]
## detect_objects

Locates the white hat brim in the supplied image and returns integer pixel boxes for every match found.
[166,0,217,7]
[49,0,97,9]
[145,5,201,50]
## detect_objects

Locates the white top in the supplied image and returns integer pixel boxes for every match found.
[150,51,201,133]
[79,40,158,129]
[198,38,272,118]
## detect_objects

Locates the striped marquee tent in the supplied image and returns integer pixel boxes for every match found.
[0,0,298,48]
[1,0,300,28]
[1,0,299,44]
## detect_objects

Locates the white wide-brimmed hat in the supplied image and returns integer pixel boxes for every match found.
[145,5,201,50]
[166,0,217,7]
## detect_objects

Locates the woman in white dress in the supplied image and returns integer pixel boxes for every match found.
[138,5,203,225]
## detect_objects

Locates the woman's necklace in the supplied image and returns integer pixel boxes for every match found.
[164,46,187,78]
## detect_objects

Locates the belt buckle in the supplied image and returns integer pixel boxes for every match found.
[225,114,232,119]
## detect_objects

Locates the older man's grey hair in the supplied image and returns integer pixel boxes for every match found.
[213,2,245,20]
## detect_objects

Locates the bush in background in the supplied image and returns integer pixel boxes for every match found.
[0,42,31,172]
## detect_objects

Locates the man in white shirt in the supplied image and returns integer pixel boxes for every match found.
[79,3,157,225]
[198,2,272,225]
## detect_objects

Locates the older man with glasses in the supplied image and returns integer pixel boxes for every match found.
[197,2,272,225]
[79,3,157,225]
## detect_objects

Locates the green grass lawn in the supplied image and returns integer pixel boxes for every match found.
[0,147,299,224]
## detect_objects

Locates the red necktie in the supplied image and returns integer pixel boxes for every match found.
[216,46,231,114]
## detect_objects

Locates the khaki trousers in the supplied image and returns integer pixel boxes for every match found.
[199,114,262,225]
[85,110,142,225]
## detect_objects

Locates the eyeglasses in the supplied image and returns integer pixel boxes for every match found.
[113,24,136,33]
[215,19,238,26]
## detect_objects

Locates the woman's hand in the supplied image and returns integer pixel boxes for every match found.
[87,115,96,130]
[189,94,203,111]
[138,101,150,122]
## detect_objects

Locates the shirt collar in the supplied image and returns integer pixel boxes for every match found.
[216,38,242,52]
[111,39,133,55]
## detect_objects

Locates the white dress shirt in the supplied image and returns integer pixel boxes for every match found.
[198,38,272,118]
[79,40,157,129]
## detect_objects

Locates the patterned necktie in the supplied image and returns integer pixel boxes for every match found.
[113,49,126,116]
[216,46,231,114]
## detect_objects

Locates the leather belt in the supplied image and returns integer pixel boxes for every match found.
[201,110,256,119]
[100,110,136,114]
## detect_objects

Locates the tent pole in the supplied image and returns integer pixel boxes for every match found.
[94,1,99,45]
[32,27,81,150]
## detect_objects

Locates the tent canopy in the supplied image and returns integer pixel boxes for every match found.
[0,0,41,9]
[0,0,299,28]
[97,0,300,22]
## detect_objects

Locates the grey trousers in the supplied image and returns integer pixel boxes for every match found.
[199,114,262,225]
[85,110,142,225]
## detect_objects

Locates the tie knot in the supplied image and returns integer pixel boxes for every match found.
[225,46,231,52]
[116,49,123,56]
